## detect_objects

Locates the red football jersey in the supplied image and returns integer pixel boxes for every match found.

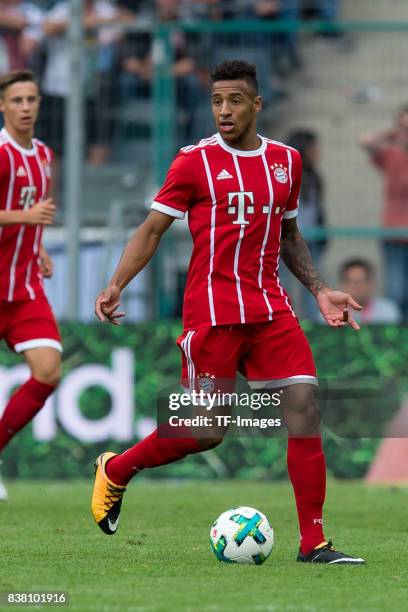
[152,133,301,330]
[0,128,53,302]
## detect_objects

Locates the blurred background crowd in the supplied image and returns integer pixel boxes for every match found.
[1,0,407,324]
[0,0,342,157]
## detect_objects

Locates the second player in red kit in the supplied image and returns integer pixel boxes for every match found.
[93,61,364,565]
[0,70,61,500]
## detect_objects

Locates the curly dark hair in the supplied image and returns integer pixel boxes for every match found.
[211,60,258,94]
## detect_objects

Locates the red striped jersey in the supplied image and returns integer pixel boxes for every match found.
[152,133,301,330]
[0,128,53,302]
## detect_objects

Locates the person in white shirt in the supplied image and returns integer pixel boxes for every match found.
[39,0,134,164]
[339,258,401,324]
[0,0,44,74]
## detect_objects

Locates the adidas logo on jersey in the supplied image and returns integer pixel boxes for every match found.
[217,169,233,180]
[16,166,27,177]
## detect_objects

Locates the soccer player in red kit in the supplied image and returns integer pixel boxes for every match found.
[0,70,62,500]
[92,61,364,564]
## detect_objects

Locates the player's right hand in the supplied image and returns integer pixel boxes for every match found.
[25,198,56,225]
[95,285,126,325]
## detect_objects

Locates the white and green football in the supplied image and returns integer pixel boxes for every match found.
[210,506,274,565]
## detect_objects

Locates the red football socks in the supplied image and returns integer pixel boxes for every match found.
[106,424,202,486]
[287,435,327,555]
[0,377,56,451]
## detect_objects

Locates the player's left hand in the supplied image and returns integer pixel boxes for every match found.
[39,248,53,278]
[316,288,362,330]
[95,285,126,325]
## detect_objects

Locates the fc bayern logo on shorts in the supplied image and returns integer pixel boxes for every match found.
[197,372,216,393]
[271,163,288,184]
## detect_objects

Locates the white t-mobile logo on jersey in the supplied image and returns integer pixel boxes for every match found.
[228,191,255,225]
[18,186,37,209]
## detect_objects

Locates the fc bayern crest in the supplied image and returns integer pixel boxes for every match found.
[197,372,216,393]
[271,163,288,184]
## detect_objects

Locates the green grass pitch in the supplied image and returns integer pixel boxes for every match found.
[0,479,407,611]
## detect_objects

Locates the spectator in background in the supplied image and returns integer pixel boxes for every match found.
[287,129,328,319]
[360,105,408,321]
[116,0,148,12]
[275,0,302,73]
[39,0,134,165]
[301,0,344,41]
[339,259,401,324]
[315,0,341,21]
[178,0,222,21]
[120,0,204,145]
[301,0,341,21]
[0,0,44,73]
[212,1,289,104]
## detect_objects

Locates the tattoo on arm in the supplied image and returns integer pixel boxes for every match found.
[280,223,328,297]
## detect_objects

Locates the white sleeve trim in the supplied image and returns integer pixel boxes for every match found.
[283,208,298,219]
[14,338,63,354]
[151,201,185,219]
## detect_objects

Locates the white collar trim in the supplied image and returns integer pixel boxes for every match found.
[216,132,266,157]
[1,128,37,156]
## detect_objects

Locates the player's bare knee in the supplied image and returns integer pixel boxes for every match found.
[279,385,320,433]
[31,358,61,387]
[34,368,61,387]
[281,386,318,415]
[303,406,320,431]
[294,397,318,417]
[25,348,62,387]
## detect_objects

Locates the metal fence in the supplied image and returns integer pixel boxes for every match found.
[24,17,408,321]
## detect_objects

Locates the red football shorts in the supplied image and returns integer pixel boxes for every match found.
[0,293,62,354]
[177,314,317,392]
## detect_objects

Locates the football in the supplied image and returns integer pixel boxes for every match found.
[210,506,274,564]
